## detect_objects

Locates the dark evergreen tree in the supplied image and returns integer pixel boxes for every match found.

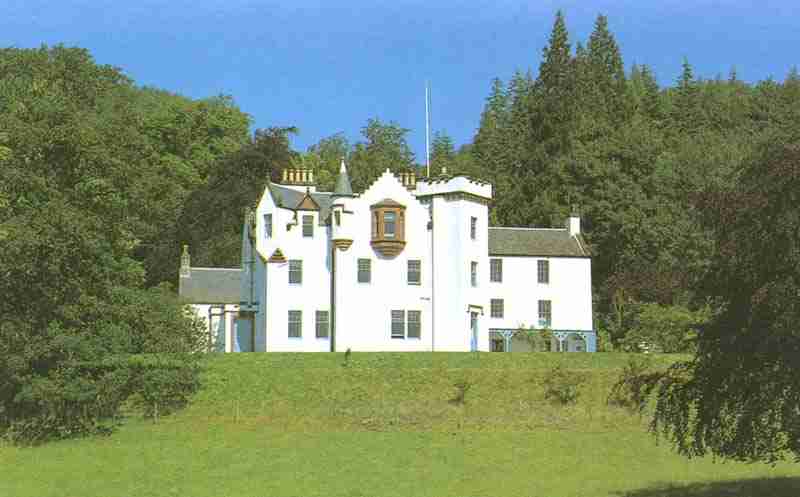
[430,131,456,173]
[586,14,629,122]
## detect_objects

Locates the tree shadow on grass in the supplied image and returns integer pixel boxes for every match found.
[615,477,800,497]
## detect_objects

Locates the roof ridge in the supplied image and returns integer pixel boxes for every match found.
[188,267,242,271]
[489,226,567,231]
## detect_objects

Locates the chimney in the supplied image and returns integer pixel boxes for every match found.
[282,167,316,187]
[180,244,191,277]
[568,205,580,236]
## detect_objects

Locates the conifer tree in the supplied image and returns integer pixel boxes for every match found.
[473,77,510,172]
[586,14,629,122]
[530,10,575,154]
[535,10,572,96]
[639,65,663,121]
[430,131,455,173]
[668,57,706,132]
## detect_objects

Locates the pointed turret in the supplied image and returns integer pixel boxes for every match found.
[333,159,353,197]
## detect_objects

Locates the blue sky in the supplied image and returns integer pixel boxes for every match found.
[4,1,798,162]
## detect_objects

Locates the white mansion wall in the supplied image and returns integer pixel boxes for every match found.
[235,170,593,353]
[334,171,433,352]
[486,255,593,332]
[254,187,331,352]
[186,303,239,352]
[430,195,490,351]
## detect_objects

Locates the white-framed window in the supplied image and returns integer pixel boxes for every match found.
[391,310,405,339]
[334,210,341,226]
[407,260,421,285]
[538,260,549,284]
[264,213,272,239]
[407,310,421,338]
[289,259,302,285]
[490,299,504,318]
[315,311,329,339]
[538,300,551,328]
[383,211,396,238]
[470,216,477,240]
[357,258,371,283]
[302,215,314,237]
[490,258,502,282]
[288,310,302,338]
[471,261,478,287]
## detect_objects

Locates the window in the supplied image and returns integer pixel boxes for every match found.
[288,310,302,338]
[370,200,406,257]
[490,258,502,282]
[538,260,549,284]
[383,211,396,239]
[407,260,421,285]
[538,300,552,328]
[264,214,272,239]
[315,311,329,339]
[470,217,477,240]
[407,310,421,338]
[302,215,314,237]
[490,299,504,318]
[471,261,478,287]
[391,310,405,339]
[357,258,371,283]
[289,259,302,285]
[334,210,341,226]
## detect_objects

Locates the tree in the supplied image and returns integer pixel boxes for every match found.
[430,131,456,174]
[180,127,298,268]
[531,10,575,153]
[650,137,800,462]
[348,118,416,191]
[300,132,351,191]
[0,46,214,443]
[586,14,629,122]
[621,302,710,353]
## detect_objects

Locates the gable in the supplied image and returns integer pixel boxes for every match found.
[296,193,320,211]
[267,183,332,225]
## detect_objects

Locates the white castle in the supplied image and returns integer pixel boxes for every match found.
[179,162,595,353]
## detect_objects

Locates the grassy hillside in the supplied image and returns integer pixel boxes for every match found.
[2,353,798,497]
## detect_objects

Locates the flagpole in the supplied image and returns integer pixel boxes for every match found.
[425,81,431,177]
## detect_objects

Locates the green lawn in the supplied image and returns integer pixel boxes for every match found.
[2,353,798,497]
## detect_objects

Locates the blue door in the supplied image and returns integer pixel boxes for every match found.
[470,312,478,351]
[235,318,254,352]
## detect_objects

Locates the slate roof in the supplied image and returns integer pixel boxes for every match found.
[488,228,589,257]
[179,267,242,304]
[268,184,333,225]
[334,163,354,196]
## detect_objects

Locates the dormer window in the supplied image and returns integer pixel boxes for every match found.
[370,199,406,257]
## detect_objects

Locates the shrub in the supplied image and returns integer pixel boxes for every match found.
[607,355,663,413]
[128,356,202,419]
[450,376,472,405]
[342,348,352,367]
[0,285,206,445]
[543,364,585,405]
